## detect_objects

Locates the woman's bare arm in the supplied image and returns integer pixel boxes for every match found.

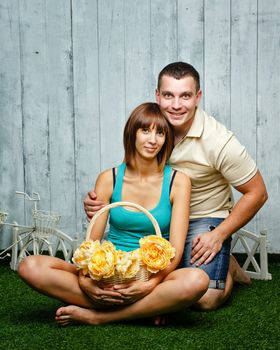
[87,169,113,240]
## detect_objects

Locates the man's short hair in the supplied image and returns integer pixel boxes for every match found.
[157,62,200,92]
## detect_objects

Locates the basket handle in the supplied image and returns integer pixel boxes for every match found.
[85,201,162,240]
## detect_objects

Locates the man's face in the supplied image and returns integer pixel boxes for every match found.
[155,75,202,131]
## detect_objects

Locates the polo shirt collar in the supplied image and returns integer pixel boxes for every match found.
[186,108,204,138]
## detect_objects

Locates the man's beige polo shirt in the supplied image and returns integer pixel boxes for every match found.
[168,108,257,219]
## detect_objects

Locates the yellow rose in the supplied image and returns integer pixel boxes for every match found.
[88,240,117,281]
[139,236,175,273]
[72,240,98,275]
[115,249,141,279]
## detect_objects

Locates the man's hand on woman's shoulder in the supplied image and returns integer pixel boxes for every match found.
[84,189,106,220]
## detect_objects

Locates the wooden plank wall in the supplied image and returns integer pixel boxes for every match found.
[0,0,279,252]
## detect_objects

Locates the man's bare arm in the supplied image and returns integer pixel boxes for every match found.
[191,170,268,265]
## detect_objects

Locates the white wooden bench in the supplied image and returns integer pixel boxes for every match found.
[231,229,272,280]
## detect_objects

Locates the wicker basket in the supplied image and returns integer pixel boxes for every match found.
[85,201,162,284]
[32,209,61,235]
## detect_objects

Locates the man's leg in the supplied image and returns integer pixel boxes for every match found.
[183,218,251,311]
[194,255,251,310]
[55,268,209,326]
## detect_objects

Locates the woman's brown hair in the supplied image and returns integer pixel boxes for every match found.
[123,102,174,168]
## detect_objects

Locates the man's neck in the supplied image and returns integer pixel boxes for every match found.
[173,116,195,145]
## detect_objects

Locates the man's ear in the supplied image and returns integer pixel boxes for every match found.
[155,89,160,103]
[196,89,202,106]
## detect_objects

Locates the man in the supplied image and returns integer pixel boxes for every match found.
[84,62,268,311]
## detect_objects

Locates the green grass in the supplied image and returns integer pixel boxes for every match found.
[0,257,279,350]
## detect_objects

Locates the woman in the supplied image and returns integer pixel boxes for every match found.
[18,102,209,326]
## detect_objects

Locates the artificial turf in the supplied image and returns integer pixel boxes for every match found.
[0,256,279,350]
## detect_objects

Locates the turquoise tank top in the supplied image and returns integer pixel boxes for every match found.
[106,163,173,251]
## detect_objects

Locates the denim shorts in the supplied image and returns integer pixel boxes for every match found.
[182,218,232,290]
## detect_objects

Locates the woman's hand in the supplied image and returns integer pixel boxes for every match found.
[112,278,159,304]
[78,272,124,305]
[79,272,158,305]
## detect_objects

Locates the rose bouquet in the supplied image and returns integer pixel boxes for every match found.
[72,235,175,282]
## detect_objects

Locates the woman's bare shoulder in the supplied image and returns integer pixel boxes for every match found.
[95,168,115,200]
[96,168,112,184]
[169,169,191,203]
[173,169,191,187]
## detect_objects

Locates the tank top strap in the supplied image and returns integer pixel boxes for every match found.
[111,163,126,202]
[112,163,172,203]
[161,165,173,201]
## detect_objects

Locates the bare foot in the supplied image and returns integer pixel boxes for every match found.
[154,315,166,326]
[55,305,100,326]
[230,255,251,285]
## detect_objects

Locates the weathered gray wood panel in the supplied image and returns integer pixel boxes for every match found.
[98,0,125,170]
[204,0,231,127]
[0,0,279,252]
[46,1,76,233]
[150,0,177,88]
[231,0,257,157]
[0,0,24,246]
[231,1,258,233]
[257,0,280,252]
[72,0,100,235]
[19,0,50,212]
[125,0,153,114]
[178,0,204,100]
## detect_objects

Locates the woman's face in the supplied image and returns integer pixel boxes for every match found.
[135,124,166,160]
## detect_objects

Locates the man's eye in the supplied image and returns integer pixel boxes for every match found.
[163,93,172,99]
[182,94,191,99]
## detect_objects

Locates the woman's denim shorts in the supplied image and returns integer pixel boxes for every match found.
[182,218,232,290]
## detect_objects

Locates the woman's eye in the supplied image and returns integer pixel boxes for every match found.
[142,128,149,133]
